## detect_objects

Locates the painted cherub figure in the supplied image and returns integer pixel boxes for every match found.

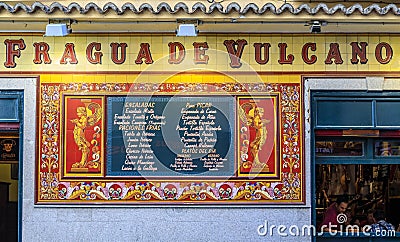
[71,103,102,169]
[239,102,270,170]
[247,106,269,165]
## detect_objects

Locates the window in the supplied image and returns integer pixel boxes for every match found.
[312,92,400,240]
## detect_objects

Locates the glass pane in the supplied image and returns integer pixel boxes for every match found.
[375,141,400,156]
[315,141,363,156]
[376,101,400,126]
[316,100,372,127]
[0,98,17,120]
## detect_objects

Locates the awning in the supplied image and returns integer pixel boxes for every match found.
[0,1,398,16]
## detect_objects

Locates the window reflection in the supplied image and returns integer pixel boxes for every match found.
[375,141,400,156]
[316,141,363,157]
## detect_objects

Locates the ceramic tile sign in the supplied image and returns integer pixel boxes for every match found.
[39,82,303,204]
[63,96,105,177]
[106,96,235,177]
[237,96,279,178]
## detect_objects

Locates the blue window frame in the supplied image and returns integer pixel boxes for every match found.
[312,92,400,241]
[0,91,23,242]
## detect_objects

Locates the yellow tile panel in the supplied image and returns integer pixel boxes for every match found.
[5,34,400,83]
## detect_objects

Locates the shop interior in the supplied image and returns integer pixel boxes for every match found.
[315,140,400,231]
[0,130,19,242]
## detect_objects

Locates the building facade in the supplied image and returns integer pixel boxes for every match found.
[0,1,399,241]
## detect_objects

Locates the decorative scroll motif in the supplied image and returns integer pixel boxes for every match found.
[38,82,302,204]
[281,85,301,174]
[40,85,60,200]
[0,2,400,16]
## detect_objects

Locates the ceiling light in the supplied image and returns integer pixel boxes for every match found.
[44,23,71,37]
[310,21,321,33]
[176,24,198,37]
[44,19,74,37]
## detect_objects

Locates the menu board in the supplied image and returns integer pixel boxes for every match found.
[106,96,235,177]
